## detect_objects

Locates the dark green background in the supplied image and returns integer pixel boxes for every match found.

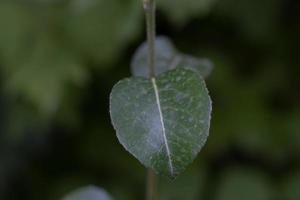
[0,0,299,199]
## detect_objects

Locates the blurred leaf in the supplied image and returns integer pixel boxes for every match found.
[285,111,300,155]
[158,166,206,200]
[131,36,213,78]
[215,0,281,42]
[205,53,293,158]
[282,171,300,200]
[63,185,113,200]
[0,2,35,65]
[158,0,218,26]
[109,183,142,200]
[110,68,211,178]
[3,102,49,141]
[64,0,142,65]
[216,167,273,200]
[4,36,88,116]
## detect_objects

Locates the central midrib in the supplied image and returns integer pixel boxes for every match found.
[151,77,174,175]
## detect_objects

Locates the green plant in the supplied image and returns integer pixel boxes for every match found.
[62,0,212,199]
[109,0,212,199]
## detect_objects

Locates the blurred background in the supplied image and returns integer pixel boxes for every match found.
[0,0,300,199]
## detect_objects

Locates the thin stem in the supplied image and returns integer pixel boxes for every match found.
[143,0,156,78]
[146,169,156,200]
[143,1,157,199]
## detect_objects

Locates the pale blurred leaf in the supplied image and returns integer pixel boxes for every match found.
[131,36,213,78]
[63,186,113,200]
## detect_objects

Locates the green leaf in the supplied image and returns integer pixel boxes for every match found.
[215,0,281,42]
[216,168,273,200]
[63,186,113,200]
[4,36,87,116]
[158,166,206,200]
[131,36,213,79]
[282,171,300,200]
[0,2,35,65]
[64,0,141,65]
[110,68,212,178]
[157,0,217,26]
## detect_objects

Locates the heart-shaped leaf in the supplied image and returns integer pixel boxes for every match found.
[110,68,211,178]
[63,186,113,200]
[131,36,213,79]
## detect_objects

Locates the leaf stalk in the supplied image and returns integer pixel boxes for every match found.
[146,169,156,200]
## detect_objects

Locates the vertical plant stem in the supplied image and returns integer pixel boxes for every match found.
[143,0,157,200]
[146,169,156,200]
[143,0,156,77]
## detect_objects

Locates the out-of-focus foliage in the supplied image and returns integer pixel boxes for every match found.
[215,168,273,200]
[64,0,142,65]
[157,166,206,200]
[282,170,300,200]
[158,0,218,26]
[215,0,282,42]
[0,0,299,199]
[5,36,87,115]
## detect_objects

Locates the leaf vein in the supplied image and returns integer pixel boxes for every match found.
[151,77,174,176]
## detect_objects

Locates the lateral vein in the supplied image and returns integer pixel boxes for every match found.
[151,78,174,175]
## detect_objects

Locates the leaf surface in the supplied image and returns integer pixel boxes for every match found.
[131,36,213,79]
[110,68,211,178]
